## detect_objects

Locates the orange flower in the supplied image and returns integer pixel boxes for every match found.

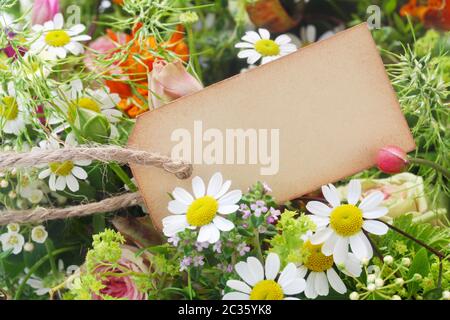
[400,0,450,30]
[117,87,149,118]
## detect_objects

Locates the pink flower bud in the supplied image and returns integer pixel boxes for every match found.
[32,0,60,25]
[376,146,409,174]
[149,59,203,109]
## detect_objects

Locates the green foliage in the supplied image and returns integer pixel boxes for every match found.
[269,211,315,267]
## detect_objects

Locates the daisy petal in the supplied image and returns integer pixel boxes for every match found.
[168,200,188,214]
[242,31,261,43]
[235,42,255,49]
[265,252,280,280]
[217,204,239,215]
[327,268,346,294]
[219,190,242,206]
[66,174,79,192]
[197,224,220,244]
[308,215,330,229]
[298,266,308,278]
[206,172,223,197]
[363,220,389,235]
[362,207,388,219]
[347,180,361,205]
[322,232,338,256]
[172,187,194,205]
[53,13,64,29]
[275,34,291,45]
[213,216,234,231]
[192,176,205,198]
[222,292,249,300]
[238,49,257,59]
[247,257,264,283]
[214,180,231,199]
[226,280,251,294]
[310,227,333,245]
[71,166,87,179]
[344,254,362,277]
[321,184,340,207]
[278,263,297,288]
[349,232,368,261]
[333,236,349,265]
[162,215,188,236]
[55,176,66,191]
[358,232,373,260]
[305,272,317,299]
[68,24,86,35]
[235,261,258,286]
[306,201,332,217]
[49,174,56,191]
[38,168,51,179]
[282,278,306,295]
[314,271,329,296]
[258,28,270,40]
[359,191,384,211]
[247,52,261,65]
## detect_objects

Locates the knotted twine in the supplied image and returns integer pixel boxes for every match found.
[0,146,193,225]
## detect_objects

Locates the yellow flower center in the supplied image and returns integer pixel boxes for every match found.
[303,241,334,272]
[250,280,284,300]
[254,39,280,57]
[329,204,363,236]
[34,229,45,239]
[0,96,19,120]
[8,235,19,245]
[44,30,71,47]
[186,196,218,227]
[49,161,74,176]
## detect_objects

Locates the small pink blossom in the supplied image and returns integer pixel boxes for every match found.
[376,145,409,174]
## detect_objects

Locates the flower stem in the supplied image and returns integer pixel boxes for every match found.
[45,240,58,276]
[186,24,203,83]
[378,220,446,260]
[408,157,450,180]
[253,228,264,262]
[109,163,137,192]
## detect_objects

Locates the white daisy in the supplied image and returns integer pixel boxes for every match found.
[0,82,29,135]
[306,180,389,264]
[298,24,344,47]
[0,231,25,255]
[223,253,306,300]
[53,79,121,137]
[31,225,48,244]
[297,239,362,299]
[29,13,91,59]
[235,28,297,65]
[36,134,91,192]
[162,172,241,244]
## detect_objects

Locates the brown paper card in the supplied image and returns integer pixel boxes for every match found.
[128,23,415,230]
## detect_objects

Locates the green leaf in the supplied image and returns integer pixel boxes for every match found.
[383,0,397,15]
[407,248,430,295]
[423,288,443,300]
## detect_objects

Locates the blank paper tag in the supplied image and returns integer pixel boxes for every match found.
[128,23,415,230]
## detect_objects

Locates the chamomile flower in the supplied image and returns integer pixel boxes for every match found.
[223,253,306,300]
[36,134,91,192]
[53,79,121,137]
[0,82,28,135]
[162,172,241,244]
[306,180,389,264]
[0,231,25,255]
[235,28,297,65]
[30,13,91,59]
[298,240,362,299]
[31,225,48,244]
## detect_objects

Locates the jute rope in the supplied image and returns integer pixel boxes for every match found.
[0,192,142,225]
[0,146,192,179]
[0,146,192,225]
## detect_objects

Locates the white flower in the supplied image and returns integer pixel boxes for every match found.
[0,82,29,135]
[7,223,20,233]
[52,80,121,137]
[29,13,91,59]
[31,225,48,243]
[18,179,46,204]
[235,28,297,65]
[223,253,306,300]
[26,259,79,296]
[0,231,25,255]
[306,179,389,264]
[162,172,241,244]
[36,134,91,192]
[298,24,344,47]
[297,238,362,299]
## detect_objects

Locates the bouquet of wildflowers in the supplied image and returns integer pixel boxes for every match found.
[0,0,448,301]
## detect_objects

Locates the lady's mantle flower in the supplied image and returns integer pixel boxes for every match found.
[30,13,91,59]
[235,28,297,65]
[223,253,306,300]
[0,231,25,254]
[37,135,91,192]
[31,225,48,243]
[0,82,29,135]
[306,180,389,264]
[163,172,241,244]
